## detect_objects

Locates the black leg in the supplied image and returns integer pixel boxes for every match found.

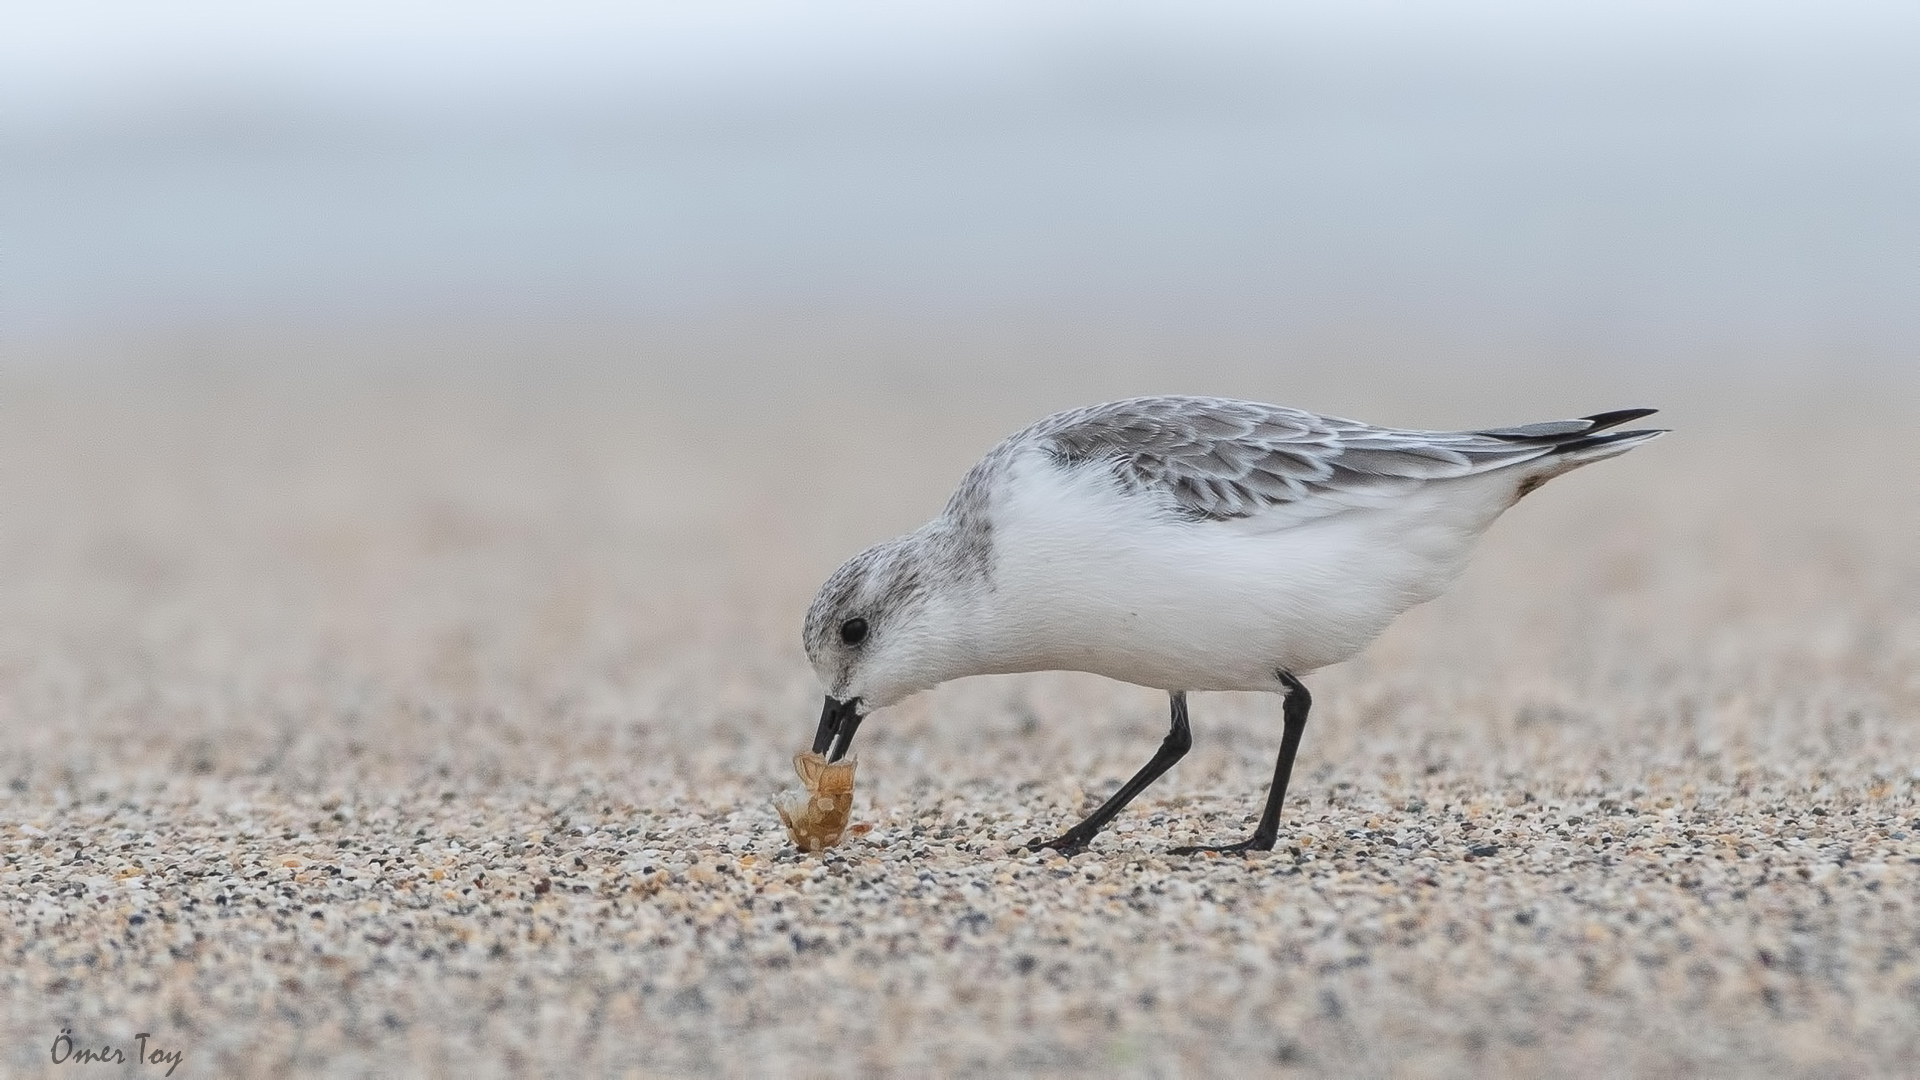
[1172,671,1311,855]
[1025,692,1192,855]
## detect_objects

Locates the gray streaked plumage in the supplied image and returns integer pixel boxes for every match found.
[1021,397,1659,523]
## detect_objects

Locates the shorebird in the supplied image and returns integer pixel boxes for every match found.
[803,397,1664,854]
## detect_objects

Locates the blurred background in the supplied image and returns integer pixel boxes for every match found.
[1,0,1917,770]
[4,0,1917,378]
[4,0,1915,767]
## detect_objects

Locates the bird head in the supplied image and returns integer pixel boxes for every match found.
[802,533,963,760]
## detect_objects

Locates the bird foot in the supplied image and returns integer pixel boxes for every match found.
[1022,833,1093,857]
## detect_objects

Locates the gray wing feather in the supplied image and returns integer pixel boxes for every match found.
[1027,396,1611,521]
[1477,419,1592,438]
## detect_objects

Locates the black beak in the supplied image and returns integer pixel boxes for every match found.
[811,696,864,762]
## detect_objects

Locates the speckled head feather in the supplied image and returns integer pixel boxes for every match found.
[801,532,947,705]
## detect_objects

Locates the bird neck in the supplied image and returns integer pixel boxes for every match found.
[898,519,1006,683]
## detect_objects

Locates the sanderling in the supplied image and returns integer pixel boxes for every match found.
[803,396,1664,854]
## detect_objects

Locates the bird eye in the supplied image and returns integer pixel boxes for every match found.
[840,617,869,646]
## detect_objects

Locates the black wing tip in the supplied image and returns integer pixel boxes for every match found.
[1580,408,1660,432]
[1550,426,1668,455]
[1480,407,1662,443]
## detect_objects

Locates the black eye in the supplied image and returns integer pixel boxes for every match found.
[840,617,869,646]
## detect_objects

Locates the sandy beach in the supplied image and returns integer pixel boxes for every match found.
[2,329,1917,1077]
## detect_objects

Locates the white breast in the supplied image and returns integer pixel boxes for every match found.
[974,449,1520,691]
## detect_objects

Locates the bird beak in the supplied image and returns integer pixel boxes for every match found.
[812,696,864,762]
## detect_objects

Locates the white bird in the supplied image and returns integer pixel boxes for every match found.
[803,397,1664,854]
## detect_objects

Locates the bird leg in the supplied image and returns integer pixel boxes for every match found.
[1024,691,1191,855]
[1173,671,1310,855]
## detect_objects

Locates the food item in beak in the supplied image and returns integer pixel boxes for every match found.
[775,751,859,852]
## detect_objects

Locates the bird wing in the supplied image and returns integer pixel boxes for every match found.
[1030,397,1656,521]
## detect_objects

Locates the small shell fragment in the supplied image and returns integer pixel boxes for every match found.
[775,752,858,853]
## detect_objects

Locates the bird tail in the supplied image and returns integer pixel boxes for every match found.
[1478,408,1668,492]
[1543,424,1668,467]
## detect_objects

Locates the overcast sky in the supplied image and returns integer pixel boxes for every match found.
[7,0,1915,124]
[5,1,1916,348]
